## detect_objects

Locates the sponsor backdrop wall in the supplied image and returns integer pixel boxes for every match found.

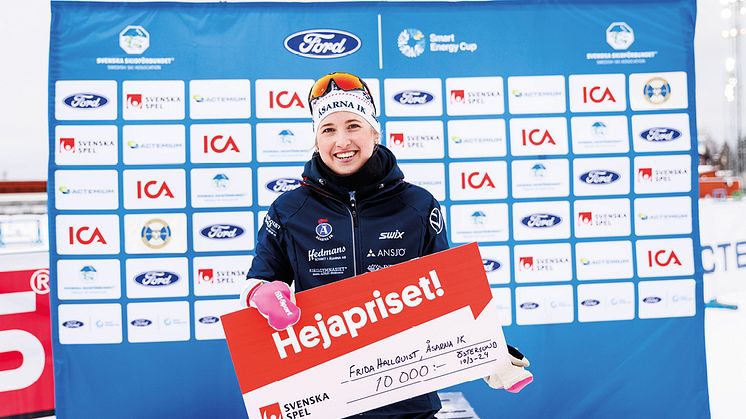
[47,1,707,418]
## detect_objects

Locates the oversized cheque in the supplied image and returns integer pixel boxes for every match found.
[222,243,511,419]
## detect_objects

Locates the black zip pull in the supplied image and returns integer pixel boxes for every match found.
[349,191,358,226]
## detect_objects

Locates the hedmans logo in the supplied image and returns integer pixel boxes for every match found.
[284,29,361,59]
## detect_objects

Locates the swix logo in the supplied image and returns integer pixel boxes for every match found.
[389,133,404,146]
[59,137,75,152]
[126,94,143,109]
[518,256,534,271]
[521,129,556,146]
[578,212,593,224]
[582,86,616,103]
[637,168,653,181]
[203,135,240,153]
[259,403,283,419]
[647,249,682,267]
[136,180,174,199]
[460,172,495,189]
[198,269,214,284]
[269,91,305,109]
[68,226,107,245]
[450,90,465,103]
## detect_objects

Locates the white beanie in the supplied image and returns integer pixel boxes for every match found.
[311,88,380,133]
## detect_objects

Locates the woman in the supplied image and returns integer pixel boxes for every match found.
[241,72,531,418]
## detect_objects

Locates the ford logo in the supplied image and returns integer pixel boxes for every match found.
[199,316,220,324]
[200,224,245,240]
[640,127,682,142]
[284,29,361,59]
[131,318,152,327]
[134,271,180,286]
[393,90,434,105]
[62,320,84,328]
[579,170,620,184]
[643,296,662,304]
[581,299,600,307]
[63,93,108,109]
[482,259,501,272]
[267,178,302,193]
[520,302,539,310]
[521,213,562,228]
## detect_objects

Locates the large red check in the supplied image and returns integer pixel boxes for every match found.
[222,243,511,419]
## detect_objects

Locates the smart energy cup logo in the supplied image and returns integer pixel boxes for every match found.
[513,243,572,283]
[57,259,121,300]
[284,29,361,58]
[397,28,427,58]
[450,204,509,243]
[56,214,120,255]
[194,299,239,340]
[54,170,119,210]
[125,258,189,299]
[399,163,446,201]
[445,77,504,115]
[515,285,574,325]
[573,157,630,196]
[58,303,122,344]
[606,22,634,50]
[512,201,570,241]
[448,161,507,201]
[255,79,314,119]
[55,80,117,120]
[577,282,635,323]
[568,74,626,112]
[634,155,691,194]
[479,245,510,284]
[631,113,691,153]
[190,167,253,208]
[397,28,478,58]
[123,124,186,165]
[509,117,568,156]
[573,198,631,238]
[123,213,187,254]
[507,75,566,114]
[55,125,118,165]
[123,169,186,209]
[635,238,694,278]
[570,115,629,155]
[122,80,185,120]
[447,119,506,158]
[255,122,315,162]
[384,78,443,117]
[638,279,696,319]
[575,240,633,281]
[126,301,190,343]
[257,166,305,206]
[634,196,692,236]
[190,123,252,164]
[192,211,254,252]
[189,79,251,120]
[193,255,252,296]
[629,71,688,110]
[385,121,444,159]
[119,25,149,54]
[511,159,570,199]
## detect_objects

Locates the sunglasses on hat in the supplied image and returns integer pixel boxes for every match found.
[308,72,376,113]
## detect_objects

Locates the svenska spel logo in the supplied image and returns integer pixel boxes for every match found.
[120,25,150,54]
[259,403,283,419]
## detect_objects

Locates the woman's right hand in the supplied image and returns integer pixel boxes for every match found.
[246,280,301,331]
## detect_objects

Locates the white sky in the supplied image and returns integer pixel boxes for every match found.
[0,0,742,180]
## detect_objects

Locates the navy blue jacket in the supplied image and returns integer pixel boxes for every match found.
[248,146,449,415]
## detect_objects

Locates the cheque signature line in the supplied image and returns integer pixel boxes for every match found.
[346,380,422,404]
[422,358,497,382]
[343,339,493,384]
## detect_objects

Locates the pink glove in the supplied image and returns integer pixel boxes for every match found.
[484,344,533,393]
[247,280,301,331]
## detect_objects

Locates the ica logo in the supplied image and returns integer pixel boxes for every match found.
[521,129,556,146]
[461,172,495,189]
[203,135,240,153]
[269,91,305,109]
[647,249,682,267]
[137,180,174,199]
[582,86,616,103]
[68,226,107,245]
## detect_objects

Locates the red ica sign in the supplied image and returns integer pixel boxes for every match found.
[0,261,54,417]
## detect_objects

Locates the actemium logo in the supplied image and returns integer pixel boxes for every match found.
[120,25,150,54]
[606,22,634,50]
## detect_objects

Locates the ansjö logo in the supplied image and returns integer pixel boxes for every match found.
[393,90,434,105]
[639,128,682,142]
[131,318,153,327]
[200,224,245,240]
[199,316,220,324]
[482,258,502,272]
[284,29,361,59]
[266,178,302,193]
[134,271,180,287]
[62,320,84,328]
[579,170,621,184]
[521,213,562,228]
[581,299,600,307]
[63,93,109,109]
[520,302,539,310]
[643,296,662,304]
